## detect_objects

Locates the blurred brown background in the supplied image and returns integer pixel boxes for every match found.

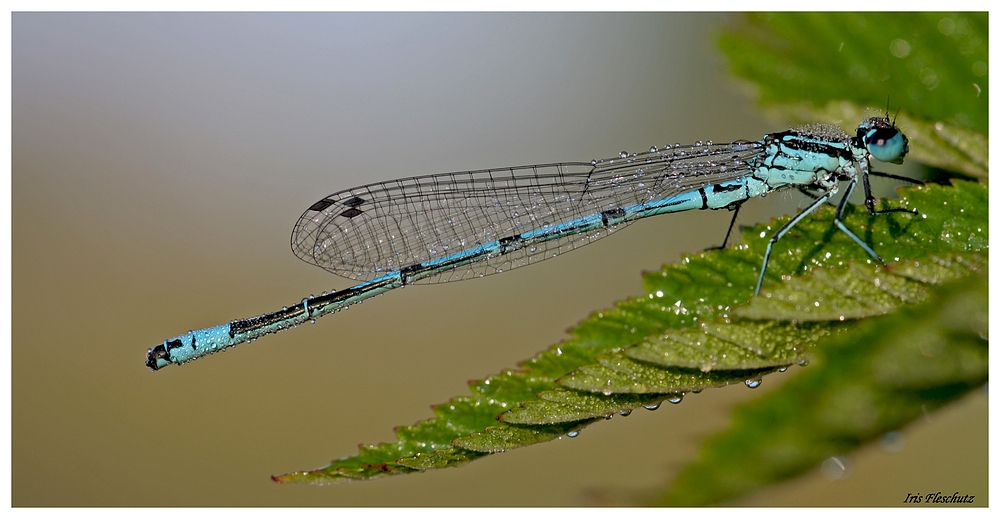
[11,12,986,506]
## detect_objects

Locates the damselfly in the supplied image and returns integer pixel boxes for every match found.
[146,115,914,371]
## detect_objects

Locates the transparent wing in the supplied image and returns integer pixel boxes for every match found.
[291,140,763,283]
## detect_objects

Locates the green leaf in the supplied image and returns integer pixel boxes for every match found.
[272,180,987,486]
[735,254,984,322]
[540,251,983,403]
[654,267,988,506]
[623,321,827,371]
[718,13,988,177]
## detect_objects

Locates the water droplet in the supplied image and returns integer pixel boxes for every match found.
[880,431,906,452]
[649,146,658,153]
[820,456,849,481]
[566,431,579,438]
[618,409,632,417]
[590,159,597,166]
[667,394,684,404]
[745,378,762,389]
[643,402,661,411]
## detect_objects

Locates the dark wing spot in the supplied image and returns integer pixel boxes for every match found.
[339,208,364,218]
[343,196,366,207]
[308,199,335,212]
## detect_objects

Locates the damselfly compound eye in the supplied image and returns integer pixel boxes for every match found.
[865,127,909,163]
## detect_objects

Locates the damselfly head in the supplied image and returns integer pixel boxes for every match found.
[857,115,909,164]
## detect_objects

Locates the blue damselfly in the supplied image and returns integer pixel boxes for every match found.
[146,115,914,371]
